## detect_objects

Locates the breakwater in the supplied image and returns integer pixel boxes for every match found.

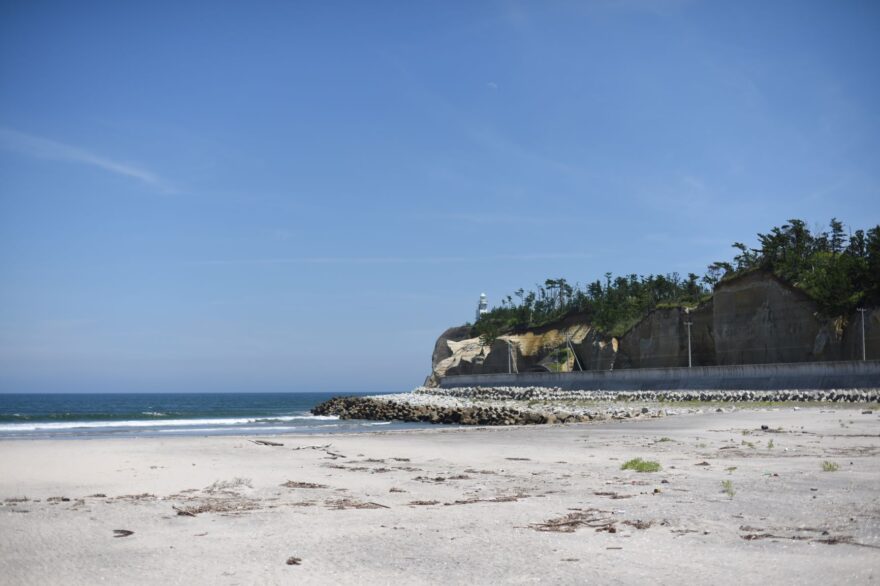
[310,385,878,427]
[312,395,611,425]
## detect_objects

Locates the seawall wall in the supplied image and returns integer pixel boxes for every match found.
[439,360,880,391]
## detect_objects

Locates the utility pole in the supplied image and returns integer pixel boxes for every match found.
[858,308,867,361]
[685,308,693,368]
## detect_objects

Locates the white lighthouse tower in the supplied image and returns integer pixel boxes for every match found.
[476,293,489,322]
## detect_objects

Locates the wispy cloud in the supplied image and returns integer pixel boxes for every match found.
[0,127,170,191]
[188,253,593,266]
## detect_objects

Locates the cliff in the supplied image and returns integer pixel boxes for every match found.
[426,270,879,385]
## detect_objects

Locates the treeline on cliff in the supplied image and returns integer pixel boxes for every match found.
[475,219,880,343]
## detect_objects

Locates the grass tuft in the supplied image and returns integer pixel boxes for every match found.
[621,458,661,473]
[721,480,735,498]
[821,461,839,472]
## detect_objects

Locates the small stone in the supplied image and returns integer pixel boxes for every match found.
[286,557,302,566]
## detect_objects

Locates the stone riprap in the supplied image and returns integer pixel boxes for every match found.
[311,386,879,427]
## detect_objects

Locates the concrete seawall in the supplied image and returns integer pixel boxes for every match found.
[439,360,880,391]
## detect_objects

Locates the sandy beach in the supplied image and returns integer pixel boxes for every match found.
[1,406,878,585]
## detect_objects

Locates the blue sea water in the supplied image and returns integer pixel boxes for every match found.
[0,392,432,439]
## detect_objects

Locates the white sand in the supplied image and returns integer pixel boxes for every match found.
[1,407,878,585]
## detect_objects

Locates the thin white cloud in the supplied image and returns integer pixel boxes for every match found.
[0,127,170,191]
[189,253,593,266]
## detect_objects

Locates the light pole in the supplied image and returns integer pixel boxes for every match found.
[857,308,867,361]
[685,308,693,368]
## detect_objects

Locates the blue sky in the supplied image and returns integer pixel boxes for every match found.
[1,0,878,393]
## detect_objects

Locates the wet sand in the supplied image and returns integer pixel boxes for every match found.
[1,406,878,585]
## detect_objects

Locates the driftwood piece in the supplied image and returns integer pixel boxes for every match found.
[250,439,284,447]
[280,481,329,489]
[173,506,197,517]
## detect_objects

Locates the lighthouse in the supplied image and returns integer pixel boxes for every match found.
[476,293,489,322]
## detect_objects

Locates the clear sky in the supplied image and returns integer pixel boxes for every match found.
[1,0,878,393]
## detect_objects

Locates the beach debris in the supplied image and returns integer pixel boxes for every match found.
[250,439,284,447]
[205,478,252,493]
[87,493,107,498]
[408,500,441,506]
[47,496,70,503]
[444,493,527,506]
[115,493,157,502]
[622,519,653,530]
[113,529,134,538]
[414,476,446,483]
[286,557,302,566]
[530,508,614,533]
[505,457,531,461]
[391,457,410,462]
[325,498,389,510]
[173,497,260,516]
[4,497,29,503]
[695,461,710,466]
[291,444,332,451]
[389,487,406,493]
[290,443,348,458]
[280,481,329,489]
[594,491,634,500]
[741,533,811,542]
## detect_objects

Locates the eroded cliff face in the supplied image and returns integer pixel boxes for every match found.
[426,320,616,386]
[426,271,877,385]
[712,271,837,364]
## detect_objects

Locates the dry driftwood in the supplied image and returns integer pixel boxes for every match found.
[250,439,284,447]
[530,508,613,533]
[325,499,389,510]
[280,481,328,489]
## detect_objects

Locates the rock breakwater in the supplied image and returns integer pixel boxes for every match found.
[312,386,879,427]
[311,395,609,426]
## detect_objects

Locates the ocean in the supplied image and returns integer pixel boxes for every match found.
[0,392,433,440]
